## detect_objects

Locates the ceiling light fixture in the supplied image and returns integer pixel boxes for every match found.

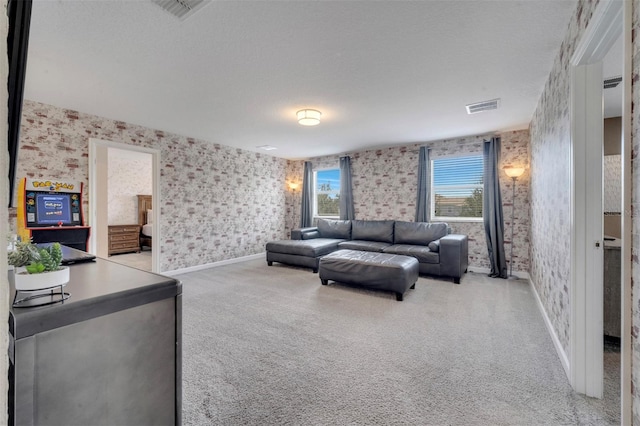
[297,109,322,126]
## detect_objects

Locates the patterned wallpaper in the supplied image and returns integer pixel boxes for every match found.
[632,1,640,422]
[603,154,621,214]
[285,130,531,273]
[529,0,598,361]
[107,150,152,225]
[9,100,531,274]
[11,100,288,271]
[285,160,304,237]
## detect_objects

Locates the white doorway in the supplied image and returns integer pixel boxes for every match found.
[88,138,161,273]
[570,0,630,422]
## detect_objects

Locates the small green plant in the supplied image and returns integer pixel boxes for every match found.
[8,240,63,274]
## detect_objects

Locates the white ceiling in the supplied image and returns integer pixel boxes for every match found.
[24,0,579,160]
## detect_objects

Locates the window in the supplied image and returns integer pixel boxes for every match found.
[431,155,483,221]
[314,169,341,217]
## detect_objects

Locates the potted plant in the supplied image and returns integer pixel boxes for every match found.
[8,240,69,291]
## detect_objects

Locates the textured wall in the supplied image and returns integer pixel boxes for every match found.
[107,150,152,225]
[528,0,598,358]
[285,160,304,238]
[603,154,622,214]
[0,0,9,420]
[287,130,531,273]
[632,1,640,422]
[11,100,288,271]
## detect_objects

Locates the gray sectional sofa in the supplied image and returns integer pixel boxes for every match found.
[266,219,468,283]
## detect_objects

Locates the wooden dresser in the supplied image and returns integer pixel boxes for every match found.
[108,225,141,255]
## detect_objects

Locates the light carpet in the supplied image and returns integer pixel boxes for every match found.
[179,259,619,425]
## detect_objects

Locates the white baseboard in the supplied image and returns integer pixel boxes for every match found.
[467,266,531,281]
[163,252,265,276]
[528,276,570,379]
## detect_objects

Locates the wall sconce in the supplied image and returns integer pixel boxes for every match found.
[503,166,526,280]
[288,182,300,191]
[296,109,321,126]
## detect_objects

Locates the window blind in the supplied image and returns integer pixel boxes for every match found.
[431,155,483,219]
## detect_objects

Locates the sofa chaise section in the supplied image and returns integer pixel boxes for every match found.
[266,239,343,273]
[266,219,351,272]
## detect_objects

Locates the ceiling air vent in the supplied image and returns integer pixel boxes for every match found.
[151,0,209,20]
[465,98,500,115]
[256,145,277,151]
[604,76,622,89]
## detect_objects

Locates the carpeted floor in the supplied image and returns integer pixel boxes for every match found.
[178,259,619,425]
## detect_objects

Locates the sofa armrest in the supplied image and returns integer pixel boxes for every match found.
[291,227,320,240]
[439,234,469,282]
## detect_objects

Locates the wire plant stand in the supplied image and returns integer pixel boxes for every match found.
[13,284,70,308]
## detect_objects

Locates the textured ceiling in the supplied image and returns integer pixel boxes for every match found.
[24,0,578,159]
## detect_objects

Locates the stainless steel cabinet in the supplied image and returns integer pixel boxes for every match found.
[9,258,182,425]
[603,238,621,339]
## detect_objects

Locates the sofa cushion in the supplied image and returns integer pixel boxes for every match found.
[383,244,440,264]
[428,240,440,252]
[394,221,448,245]
[317,219,352,239]
[266,238,343,257]
[338,240,392,252]
[351,220,395,243]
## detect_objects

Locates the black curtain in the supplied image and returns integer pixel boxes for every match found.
[7,0,33,207]
[483,137,507,278]
[339,156,355,220]
[300,161,313,227]
[415,146,430,222]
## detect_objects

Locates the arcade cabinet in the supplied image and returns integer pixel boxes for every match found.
[16,178,90,251]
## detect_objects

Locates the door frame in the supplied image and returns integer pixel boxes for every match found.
[569,0,630,420]
[88,138,161,273]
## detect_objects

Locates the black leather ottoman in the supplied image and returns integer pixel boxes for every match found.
[319,249,419,301]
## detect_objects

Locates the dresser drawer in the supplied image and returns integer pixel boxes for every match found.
[110,241,140,251]
[110,233,139,243]
[109,225,140,234]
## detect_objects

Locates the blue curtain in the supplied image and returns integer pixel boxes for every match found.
[416,146,430,222]
[339,156,355,220]
[483,137,507,278]
[300,161,313,227]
